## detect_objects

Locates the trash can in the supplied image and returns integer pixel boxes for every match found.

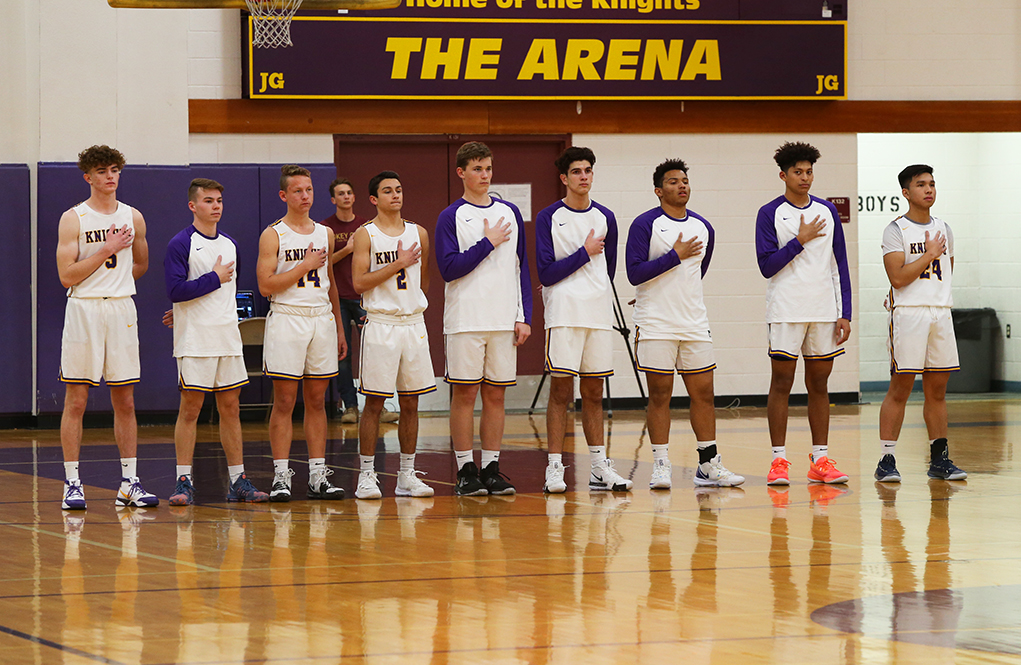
[947,308,998,393]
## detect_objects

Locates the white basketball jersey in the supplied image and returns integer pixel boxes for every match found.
[270,220,332,307]
[882,215,954,308]
[361,221,428,316]
[633,210,711,339]
[68,201,136,298]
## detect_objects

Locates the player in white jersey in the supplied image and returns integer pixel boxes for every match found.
[875,165,966,483]
[165,179,269,506]
[55,145,157,511]
[436,142,533,496]
[256,165,348,502]
[536,146,632,494]
[350,171,437,499]
[627,159,745,490]
[755,142,852,487]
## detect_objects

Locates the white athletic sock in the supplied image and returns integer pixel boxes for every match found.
[548,453,563,466]
[227,464,244,484]
[881,440,897,456]
[812,445,828,460]
[176,465,192,480]
[120,457,137,480]
[359,455,375,472]
[64,461,80,482]
[589,446,607,467]
[273,459,289,476]
[772,446,786,461]
[454,449,474,470]
[651,444,669,462]
[400,453,415,473]
[481,449,499,468]
[309,458,326,481]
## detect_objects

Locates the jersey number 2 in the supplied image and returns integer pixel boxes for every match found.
[396,269,407,290]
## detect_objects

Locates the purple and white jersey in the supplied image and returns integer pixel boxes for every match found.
[165,225,242,358]
[755,194,852,324]
[435,197,532,334]
[882,214,954,308]
[269,220,332,308]
[535,200,617,330]
[626,207,714,339]
[69,201,136,299]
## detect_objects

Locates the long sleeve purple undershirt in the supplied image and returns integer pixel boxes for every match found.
[626,208,714,285]
[165,226,221,303]
[535,200,617,287]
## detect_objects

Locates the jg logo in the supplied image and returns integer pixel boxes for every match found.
[815,74,840,95]
[258,72,285,93]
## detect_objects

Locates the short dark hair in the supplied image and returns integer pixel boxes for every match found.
[773,142,821,172]
[456,142,492,170]
[653,159,689,188]
[554,146,596,175]
[898,164,934,189]
[77,145,125,173]
[188,178,224,202]
[368,170,401,198]
[279,165,311,192]
[329,177,353,198]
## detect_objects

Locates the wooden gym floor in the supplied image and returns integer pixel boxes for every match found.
[1,395,1020,664]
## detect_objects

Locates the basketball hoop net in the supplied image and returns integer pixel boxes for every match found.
[246,0,304,48]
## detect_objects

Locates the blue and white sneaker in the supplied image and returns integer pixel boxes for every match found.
[62,480,87,511]
[227,473,270,503]
[694,455,745,487]
[116,477,159,508]
[874,454,902,482]
[169,475,195,506]
[928,450,967,480]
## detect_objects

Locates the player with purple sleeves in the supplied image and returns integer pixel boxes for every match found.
[626,159,744,490]
[755,142,852,487]
[536,146,632,494]
[435,142,533,496]
[164,178,268,505]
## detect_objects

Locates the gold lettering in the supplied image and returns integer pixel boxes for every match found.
[386,37,423,79]
[604,39,641,80]
[680,39,721,80]
[517,39,559,80]
[421,37,464,79]
[640,40,683,80]
[563,39,605,80]
[465,39,502,80]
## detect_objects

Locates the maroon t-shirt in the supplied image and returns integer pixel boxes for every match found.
[320,213,368,300]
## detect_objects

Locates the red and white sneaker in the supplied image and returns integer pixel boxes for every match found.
[807,454,849,484]
[767,457,791,486]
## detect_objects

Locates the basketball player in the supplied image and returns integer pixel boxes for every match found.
[321,178,400,424]
[626,159,745,490]
[256,165,348,502]
[435,142,532,496]
[56,145,157,511]
[165,178,269,505]
[536,146,632,494]
[350,170,436,500]
[875,165,966,482]
[755,142,852,486]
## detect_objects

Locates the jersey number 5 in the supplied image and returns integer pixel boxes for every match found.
[919,259,943,281]
[105,255,117,269]
[297,269,321,288]
[396,268,407,290]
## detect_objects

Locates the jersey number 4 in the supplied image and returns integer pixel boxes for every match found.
[919,259,943,281]
[297,269,321,288]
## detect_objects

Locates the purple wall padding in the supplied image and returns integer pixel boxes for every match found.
[0,165,33,413]
[35,163,336,415]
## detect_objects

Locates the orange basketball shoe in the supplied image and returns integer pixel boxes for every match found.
[767,457,791,486]
[807,454,849,484]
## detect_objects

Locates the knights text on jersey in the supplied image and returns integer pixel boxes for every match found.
[68,201,136,299]
[361,221,429,316]
[882,215,954,308]
[269,220,332,307]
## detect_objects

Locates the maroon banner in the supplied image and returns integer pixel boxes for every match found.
[245,4,846,100]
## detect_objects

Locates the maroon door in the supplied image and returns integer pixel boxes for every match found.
[334,135,569,377]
